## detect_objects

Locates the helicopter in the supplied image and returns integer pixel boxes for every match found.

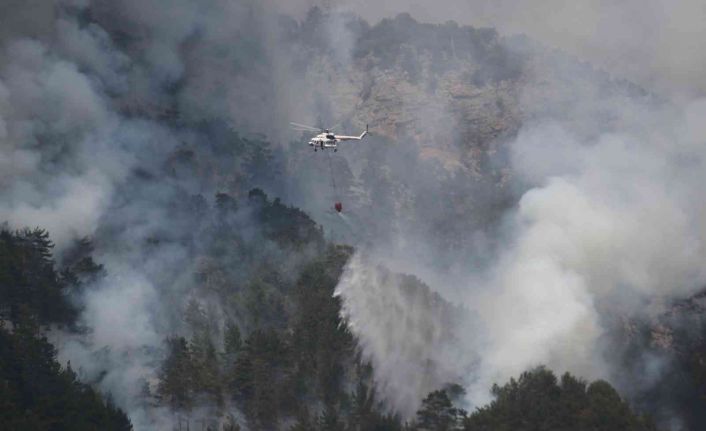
[291,122,368,152]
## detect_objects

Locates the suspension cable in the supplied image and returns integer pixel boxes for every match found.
[326,149,338,200]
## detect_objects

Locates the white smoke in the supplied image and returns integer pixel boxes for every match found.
[467,97,706,403]
[0,35,123,250]
[336,92,706,414]
[335,254,479,417]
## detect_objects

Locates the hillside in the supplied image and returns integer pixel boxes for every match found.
[0,220,655,430]
[0,2,704,430]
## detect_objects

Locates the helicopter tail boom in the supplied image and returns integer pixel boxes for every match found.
[336,125,369,141]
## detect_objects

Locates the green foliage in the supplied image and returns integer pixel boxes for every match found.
[0,227,130,429]
[158,337,195,411]
[154,219,401,430]
[319,404,344,431]
[158,333,225,411]
[414,389,467,431]
[224,246,355,429]
[216,192,239,215]
[0,228,78,326]
[289,246,355,402]
[248,188,325,248]
[0,315,132,430]
[145,188,657,431]
[231,329,288,428]
[224,321,242,355]
[190,333,223,405]
[462,367,657,431]
[0,202,658,431]
[61,236,106,285]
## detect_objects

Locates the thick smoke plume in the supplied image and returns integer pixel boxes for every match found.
[326,2,706,424]
[337,96,706,419]
[0,1,298,428]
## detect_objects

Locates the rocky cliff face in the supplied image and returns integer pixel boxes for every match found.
[613,290,706,429]
[296,13,523,175]
[290,12,648,176]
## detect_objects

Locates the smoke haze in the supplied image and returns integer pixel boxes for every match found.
[1,1,706,429]
[283,0,706,98]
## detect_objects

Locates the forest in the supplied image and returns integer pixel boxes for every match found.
[0,228,131,430]
[0,200,658,430]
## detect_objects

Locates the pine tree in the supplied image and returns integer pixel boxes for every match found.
[224,321,242,355]
[319,404,344,431]
[158,337,195,411]
[414,390,466,431]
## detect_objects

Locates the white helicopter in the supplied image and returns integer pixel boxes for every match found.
[291,122,368,152]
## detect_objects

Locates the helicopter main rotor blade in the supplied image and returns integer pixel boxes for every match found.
[290,122,321,132]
